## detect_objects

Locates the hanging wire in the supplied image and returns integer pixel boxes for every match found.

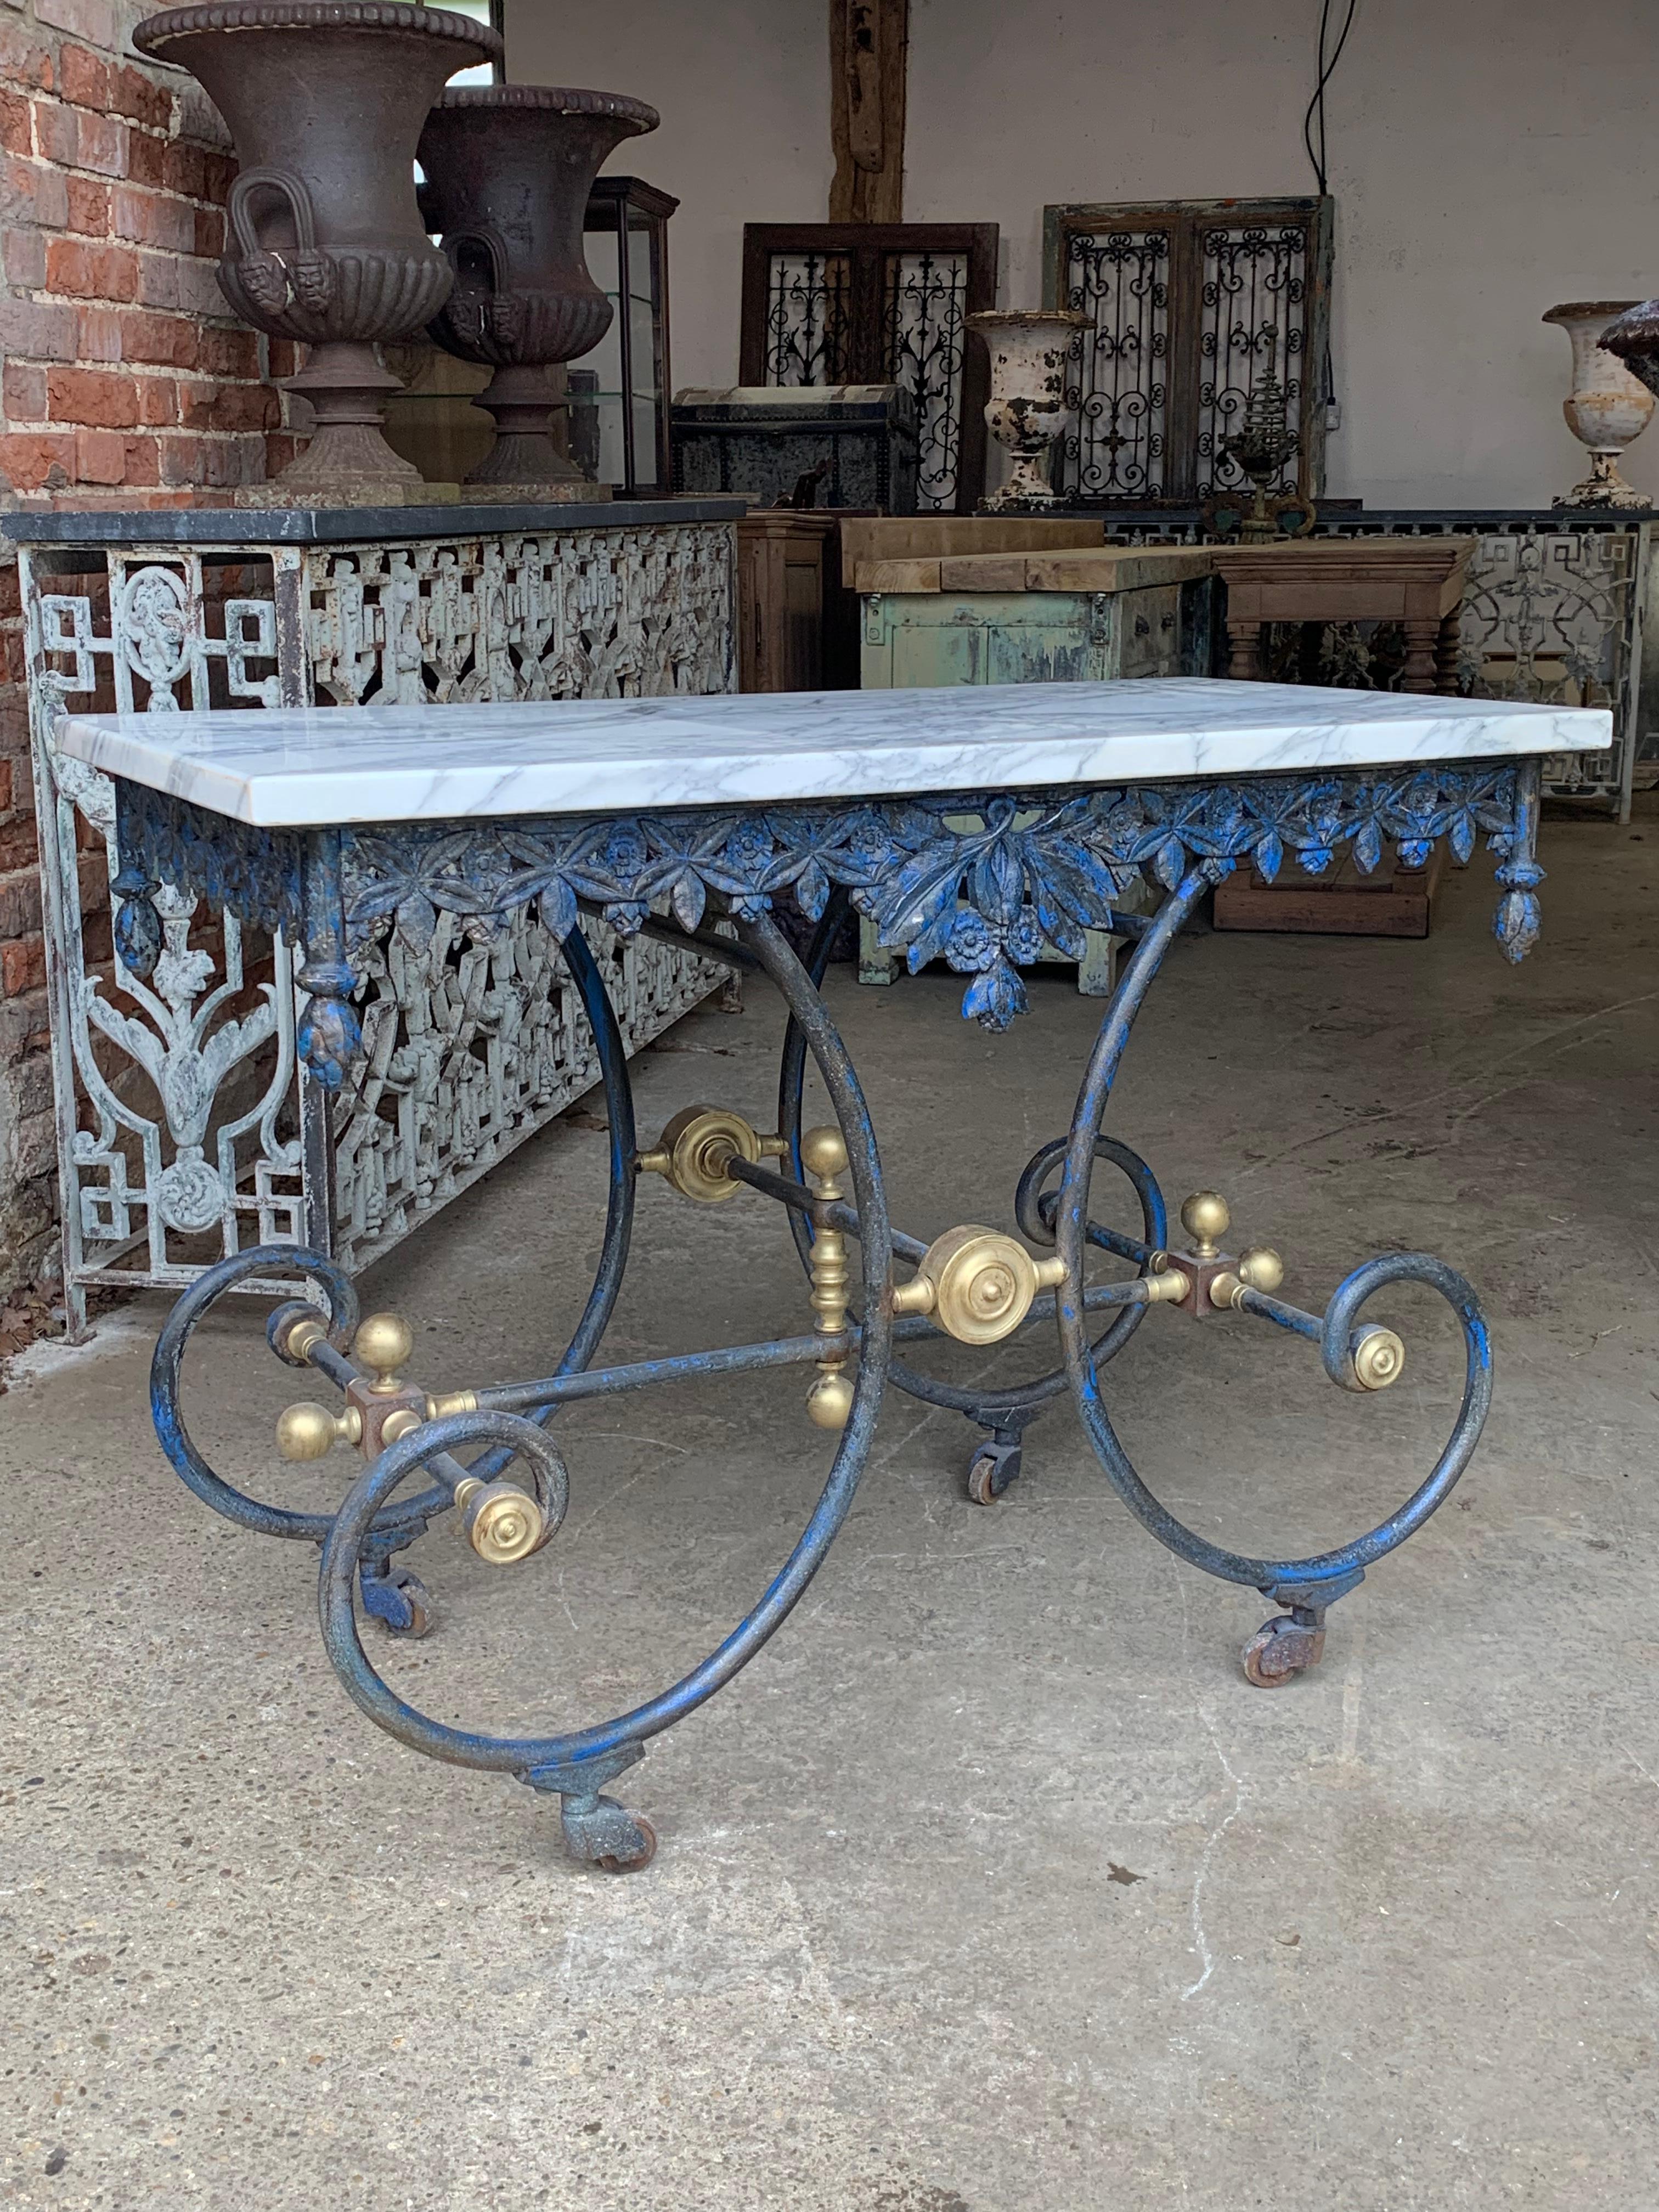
[1302,0,1357,411]
[1303,0,1358,196]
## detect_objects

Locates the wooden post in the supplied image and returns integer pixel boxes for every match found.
[830,0,908,223]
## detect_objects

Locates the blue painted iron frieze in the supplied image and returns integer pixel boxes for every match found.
[116,761,1544,1047]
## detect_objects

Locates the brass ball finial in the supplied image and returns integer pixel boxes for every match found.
[1180,1190,1231,1258]
[805,1372,855,1429]
[800,1126,849,1181]
[1238,1246,1285,1295]
[353,1311,413,1390]
[276,1400,349,1461]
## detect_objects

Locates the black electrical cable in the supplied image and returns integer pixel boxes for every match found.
[1302,0,1358,197]
[1302,0,1357,410]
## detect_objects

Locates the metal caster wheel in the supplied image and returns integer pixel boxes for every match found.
[966,1438,1022,1505]
[596,1814,657,1874]
[1241,1613,1325,1689]
[360,1567,432,1639]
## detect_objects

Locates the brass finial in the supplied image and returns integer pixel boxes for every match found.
[352,1312,414,1393]
[276,1400,362,1460]
[1179,1192,1231,1259]
[1238,1246,1284,1294]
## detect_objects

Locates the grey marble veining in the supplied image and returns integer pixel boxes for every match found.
[57,678,1605,828]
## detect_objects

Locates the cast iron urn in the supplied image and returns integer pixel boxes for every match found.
[416,86,659,491]
[133,1,503,499]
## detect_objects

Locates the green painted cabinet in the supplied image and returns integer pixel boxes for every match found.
[853,548,1217,990]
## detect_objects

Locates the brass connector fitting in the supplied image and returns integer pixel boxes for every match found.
[636,1105,789,1204]
[890,1225,1067,1346]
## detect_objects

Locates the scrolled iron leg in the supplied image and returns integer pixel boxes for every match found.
[1053,866,1496,1688]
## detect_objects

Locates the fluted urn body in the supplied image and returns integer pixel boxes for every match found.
[134,1,501,497]
[1542,301,1655,510]
[966,309,1089,511]
[417,86,658,490]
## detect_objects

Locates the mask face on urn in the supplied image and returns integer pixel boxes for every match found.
[133,1,502,498]
[416,87,659,491]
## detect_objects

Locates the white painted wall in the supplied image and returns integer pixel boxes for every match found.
[507,0,1659,509]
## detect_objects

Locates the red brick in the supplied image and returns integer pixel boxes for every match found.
[137,374,178,425]
[266,340,301,381]
[135,250,180,310]
[57,43,111,112]
[123,308,196,367]
[126,129,166,190]
[3,363,47,422]
[0,297,78,361]
[0,816,46,872]
[75,304,123,361]
[202,151,236,204]
[121,433,159,484]
[3,224,44,286]
[0,759,12,817]
[36,0,117,48]
[72,109,126,179]
[113,184,195,252]
[108,66,172,132]
[0,568,20,620]
[193,204,223,258]
[73,426,125,483]
[162,140,207,200]
[0,89,31,158]
[31,98,78,168]
[65,174,110,235]
[180,380,275,434]
[47,366,140,428]
[1,933,46,999]
[196,324,257,379]
[0,21,55,92]
[0,629,23,688]
[44,238,138,301]
[0,868,42,942]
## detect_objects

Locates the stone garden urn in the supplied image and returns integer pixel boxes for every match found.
[417,86,658,494]
[965,309,1089,511]
[133,1,503,501]
[1542,301,1655,509]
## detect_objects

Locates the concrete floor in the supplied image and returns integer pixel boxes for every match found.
[2,813,1656,2210]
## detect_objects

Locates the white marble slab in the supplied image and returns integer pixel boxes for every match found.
[56,679,1605,828]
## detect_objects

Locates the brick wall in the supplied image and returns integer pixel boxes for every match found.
[0,0,287,1296]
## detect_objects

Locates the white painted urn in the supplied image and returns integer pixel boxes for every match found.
[1543,300,1655,509]
[966,308,1090,510]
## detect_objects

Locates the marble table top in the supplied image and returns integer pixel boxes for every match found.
[57,679,1605,829]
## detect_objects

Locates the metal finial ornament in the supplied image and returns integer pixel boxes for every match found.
[1205,369,1318,542]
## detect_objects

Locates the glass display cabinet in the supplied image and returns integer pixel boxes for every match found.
[581,177,676,498]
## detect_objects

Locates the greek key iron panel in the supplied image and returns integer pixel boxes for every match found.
[1045,197,1332,507]
[740,222,996,512]
[21,522,736,1333]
